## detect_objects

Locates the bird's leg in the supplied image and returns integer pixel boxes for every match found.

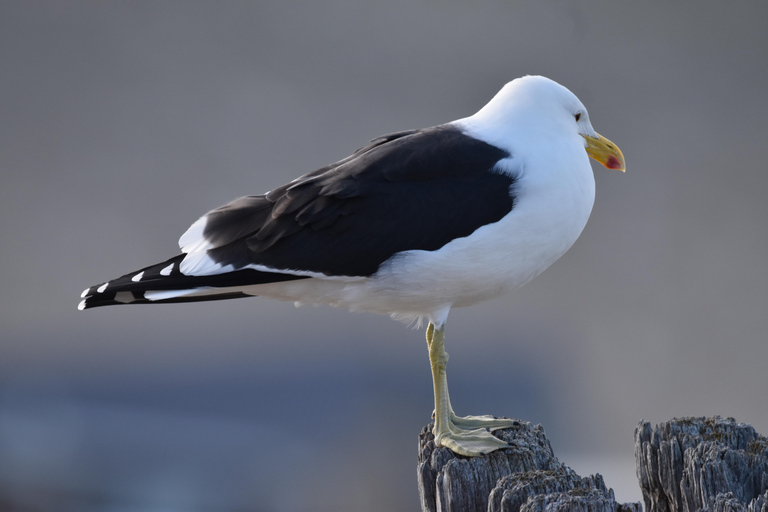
[427,322,452,435]
[426,322,518,456]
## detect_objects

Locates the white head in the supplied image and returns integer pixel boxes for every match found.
[462,75,625,171]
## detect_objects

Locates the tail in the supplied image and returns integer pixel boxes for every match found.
[78,254,306,310]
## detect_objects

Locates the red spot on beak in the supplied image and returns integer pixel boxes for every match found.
[605,155,623,170]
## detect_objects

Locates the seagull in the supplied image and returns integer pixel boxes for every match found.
[78,75,625,457]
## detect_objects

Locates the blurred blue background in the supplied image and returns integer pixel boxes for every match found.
[2,2,767,511]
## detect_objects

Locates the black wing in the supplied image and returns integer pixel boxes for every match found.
[196,125,516,277]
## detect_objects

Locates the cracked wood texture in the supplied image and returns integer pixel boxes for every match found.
[635,416,768,512]
[418,420,642,512]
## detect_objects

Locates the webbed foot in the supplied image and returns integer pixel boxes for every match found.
[434,414,518,456]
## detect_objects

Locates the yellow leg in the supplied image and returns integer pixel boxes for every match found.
[426,322,519,456]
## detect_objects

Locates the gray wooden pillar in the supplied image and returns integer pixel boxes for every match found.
[417,420,642,512]
[635,416,768,512]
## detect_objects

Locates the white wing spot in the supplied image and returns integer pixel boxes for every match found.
[77,300,86,311]
[97,283,108,293]
[81,288,90,298]
[114,291,135,304]
[131,271,145,282]
[160,263,174,276]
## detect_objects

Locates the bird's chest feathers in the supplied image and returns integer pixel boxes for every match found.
[497,155,595,276]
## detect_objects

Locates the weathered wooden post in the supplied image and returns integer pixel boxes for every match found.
[417,419,642,512]
[635,416,768,512]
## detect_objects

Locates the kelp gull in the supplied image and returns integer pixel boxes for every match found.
[79,75,625,456]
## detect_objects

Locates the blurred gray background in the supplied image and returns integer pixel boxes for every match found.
[2,1,767,511]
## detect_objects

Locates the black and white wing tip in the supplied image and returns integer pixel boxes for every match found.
[77,254,305,310]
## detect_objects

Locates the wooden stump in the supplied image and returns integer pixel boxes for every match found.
[635,416,768,512]
[417,419,642,512]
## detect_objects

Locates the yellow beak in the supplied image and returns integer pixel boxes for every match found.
[582,133,625,172]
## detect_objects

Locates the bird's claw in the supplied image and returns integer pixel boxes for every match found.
[433,414,520,456]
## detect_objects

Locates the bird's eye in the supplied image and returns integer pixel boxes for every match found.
[574,113,582,122]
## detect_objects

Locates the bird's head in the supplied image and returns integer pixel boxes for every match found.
[472,75,626,172]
